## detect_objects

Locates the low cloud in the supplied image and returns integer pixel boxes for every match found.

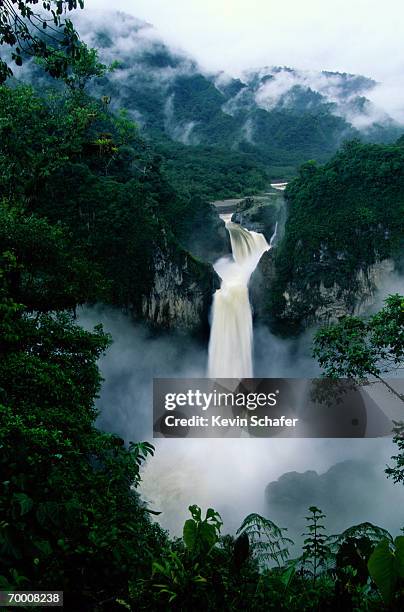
[251,67,395,130]
[78,305,403,539]
[266,458,404,545]
[72,11,404,134]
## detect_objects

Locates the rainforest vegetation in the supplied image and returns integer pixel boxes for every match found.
[1,2,404,610]
[268,140,404,330]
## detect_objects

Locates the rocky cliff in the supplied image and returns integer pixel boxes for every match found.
[251,253,397,330]
[140,237,219,336]
[262,141,404,332]
[280,258,396,326]
[231,192,284,242]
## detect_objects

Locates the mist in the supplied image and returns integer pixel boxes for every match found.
[266,458,404,548]
[40,8,400,143]
[9,6,404,135]
[78,302,404,540]
[68,6,404,542]
[89,1,404,81]
[84,2,404,128]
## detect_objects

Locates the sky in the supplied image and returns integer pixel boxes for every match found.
[89,0,404,81]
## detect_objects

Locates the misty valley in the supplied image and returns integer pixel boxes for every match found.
[1,2,404,611]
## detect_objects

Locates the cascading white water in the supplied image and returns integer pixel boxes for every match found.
[208,220,277,378]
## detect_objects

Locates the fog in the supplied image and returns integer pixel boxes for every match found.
[68,2,404,547]
[87,0,404,125]
[266,458,404,547]
[10,6,404,133]
[252,68,394,129]
[78,300,404,542]
[68,8,404,139]
[89,1,404,82]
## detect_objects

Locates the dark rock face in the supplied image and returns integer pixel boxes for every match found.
[231,193,284,242]
[182,203,231,264]
[273,258,395,330]
[237,192,285,323]
[264,460,404,539]
[140,238,219,336]
[250,249,276,322]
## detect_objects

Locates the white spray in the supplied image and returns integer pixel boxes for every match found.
[208,219,277,378]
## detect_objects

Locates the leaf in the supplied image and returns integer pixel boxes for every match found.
[36,501,59,527]
[0,575,12,590]
[368,539,397,604]
[115,599,131,610]
[183,519,198,551]
[34,539,52,556]
[328,521,392,552]
[188,504,202,522]
[199,522,217,549]
[206,508,220,522]
[279,562,296,589]
[394,535,404,578]
[13,493,33,516]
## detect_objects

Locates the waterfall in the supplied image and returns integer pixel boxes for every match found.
[208,220,276,378]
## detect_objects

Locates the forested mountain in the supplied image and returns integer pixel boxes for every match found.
[74,12,403,178]
[0,83,223,335]
[265,139,404,330]
[18,11,404,189]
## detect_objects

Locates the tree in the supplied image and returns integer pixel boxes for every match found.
[270,141,404,330]
[236,513,293,568]
[0,85,101,204]
[36,42,108,92]
[313,294,404,402]
[313,295,404,485]
[0,202,103,311]
[0,203,166,609]
[301,506,331,586]
[0,0,84,83]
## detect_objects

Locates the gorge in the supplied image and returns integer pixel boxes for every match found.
[2,3,404,608]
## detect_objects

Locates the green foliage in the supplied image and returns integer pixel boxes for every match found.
[183,505,222,557]
[313,294,404,383]
[37,42,108,92]
[301,506,331,585]
[368,537,404,605]
[139,508,261,611]
[0,202,103,310]
[2,13,404,610]
[156,136,269,201]
[236,512,293,567]
[386,421,404,484]
[0,83,222,313]
[0,203,167,609]
[270,140,404,329]
[152,552,207,605]
[94,50,392,180]
[329,521,393,551]
[0,85,87,200]
[314,296,404,487]
[0,0,85,83]
[139,506,404,610]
